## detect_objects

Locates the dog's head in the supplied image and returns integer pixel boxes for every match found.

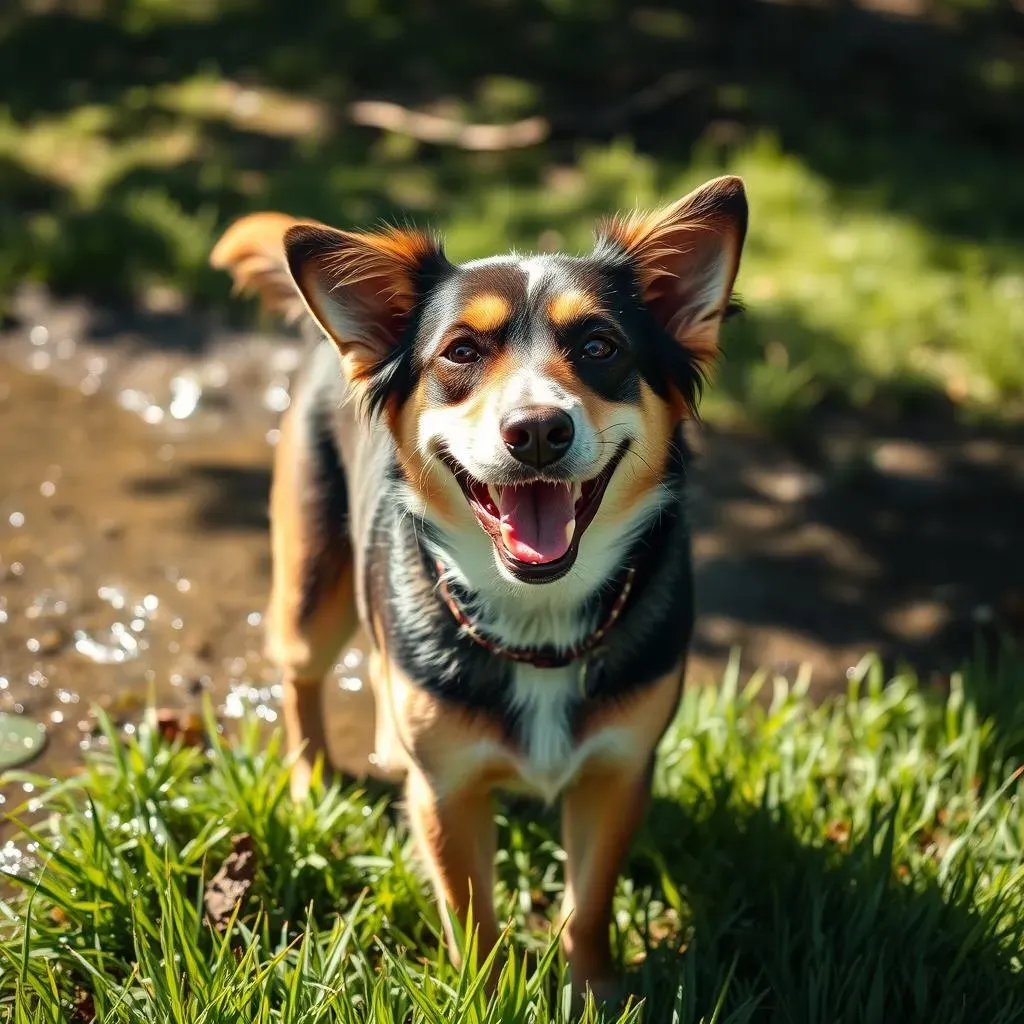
[222,177,746,588]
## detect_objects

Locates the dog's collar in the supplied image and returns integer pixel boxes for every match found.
[434,560,636,670]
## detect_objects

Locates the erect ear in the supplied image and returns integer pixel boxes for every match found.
[283,221,449,383]
[597,175,747,370]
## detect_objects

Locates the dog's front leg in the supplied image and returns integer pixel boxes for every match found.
[280,676,332,798]
[405,766,500,970]
[559,761,653,1002]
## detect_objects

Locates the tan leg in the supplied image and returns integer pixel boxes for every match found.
[559,761,653,1001]
[265,403,358,799]
[559,665,684,1000]
[279,675,334,796]
[405,767,500,970]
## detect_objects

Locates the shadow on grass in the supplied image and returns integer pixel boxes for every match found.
[630,791,1024,1022]
[959,639,1024,764]
[1,1,1021,277]
[3,0,1022,430]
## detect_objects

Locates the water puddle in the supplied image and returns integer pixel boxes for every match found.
[0,342,384,834]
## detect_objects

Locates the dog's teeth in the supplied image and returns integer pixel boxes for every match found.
[572,482,583,504]
[487,485,501,509]
[564,520,575,544]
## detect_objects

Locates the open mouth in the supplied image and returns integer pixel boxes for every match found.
[444,442,630,583]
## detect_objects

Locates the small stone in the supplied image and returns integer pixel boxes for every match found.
[0,713,47,771]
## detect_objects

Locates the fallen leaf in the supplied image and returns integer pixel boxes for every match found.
[70,988,95,1023]
[204,833,257,931]
[156,708,206,748]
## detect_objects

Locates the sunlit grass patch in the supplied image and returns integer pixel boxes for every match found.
[3,100,1022,429]
[2,650,1023,1022]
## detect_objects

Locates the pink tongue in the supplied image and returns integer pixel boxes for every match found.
[498,482,575,564]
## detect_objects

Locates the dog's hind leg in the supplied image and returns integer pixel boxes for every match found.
[211,211,359,796]
[265,387,357,800]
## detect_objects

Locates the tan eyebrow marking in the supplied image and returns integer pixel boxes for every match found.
[459,292,511,333]
[548,289,602,327]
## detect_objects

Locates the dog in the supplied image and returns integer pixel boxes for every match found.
[210,174,747,999]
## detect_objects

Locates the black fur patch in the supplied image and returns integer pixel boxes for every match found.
[362,249,455,419]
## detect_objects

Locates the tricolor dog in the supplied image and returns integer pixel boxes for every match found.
[211,174,747,998]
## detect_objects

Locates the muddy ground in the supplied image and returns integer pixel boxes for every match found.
[2,287,1023,828]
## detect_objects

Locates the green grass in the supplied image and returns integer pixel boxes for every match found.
[3,649,1024,1022]
[2,1,1023,431]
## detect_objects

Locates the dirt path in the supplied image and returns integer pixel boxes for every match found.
[2,295,1022,816]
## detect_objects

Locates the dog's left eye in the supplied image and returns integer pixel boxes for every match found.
[580,335,618,361]
[444,340,481,364]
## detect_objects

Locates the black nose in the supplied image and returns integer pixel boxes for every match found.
[500,406,575,470]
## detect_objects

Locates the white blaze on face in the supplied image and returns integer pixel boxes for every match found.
[520,255,551,299]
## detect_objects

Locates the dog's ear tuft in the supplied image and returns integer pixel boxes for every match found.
[211,212,314,323]
[284,222,449,382]
[597,175,747,372]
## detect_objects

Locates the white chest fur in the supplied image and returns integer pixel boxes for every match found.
[506,664,631,804]
[374,652,635,803]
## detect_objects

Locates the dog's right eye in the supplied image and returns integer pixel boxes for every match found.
[443,340,481,365]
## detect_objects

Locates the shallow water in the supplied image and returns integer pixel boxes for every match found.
[0,309,381,824]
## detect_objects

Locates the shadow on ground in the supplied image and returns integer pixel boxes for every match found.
[130,462,271,532]
[629,792,1024,1021]
[689,408,1024,686]
[1,0,1021,289]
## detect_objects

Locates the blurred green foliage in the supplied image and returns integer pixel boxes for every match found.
[0,0,1021,429]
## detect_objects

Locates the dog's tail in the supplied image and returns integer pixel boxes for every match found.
[211,212,313,324]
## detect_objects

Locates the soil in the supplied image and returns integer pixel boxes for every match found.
[2,286,1022,832]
